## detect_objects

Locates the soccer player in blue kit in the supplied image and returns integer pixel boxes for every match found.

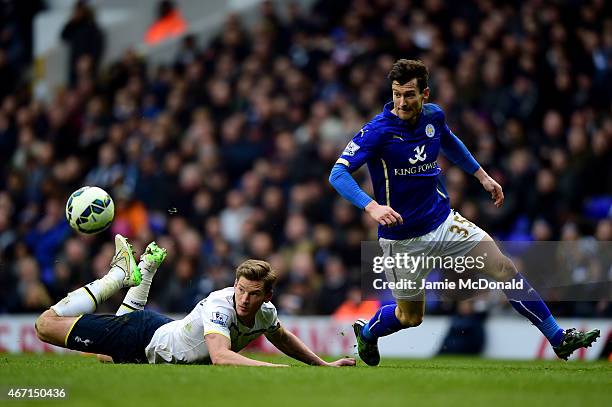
[329,59,600,364]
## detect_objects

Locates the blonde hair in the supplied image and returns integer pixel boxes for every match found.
[235,259,277,293]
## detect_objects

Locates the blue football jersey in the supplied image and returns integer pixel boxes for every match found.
[336,102,455,239]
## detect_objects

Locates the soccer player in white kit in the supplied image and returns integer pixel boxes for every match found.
[35,234,355,367]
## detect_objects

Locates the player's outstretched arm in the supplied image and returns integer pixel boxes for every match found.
[205,333,288,367]
[265,326,356,367]
[474,167,504,208]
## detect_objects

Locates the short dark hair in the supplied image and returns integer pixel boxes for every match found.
[387,59,429,92]
[235,259,277,293]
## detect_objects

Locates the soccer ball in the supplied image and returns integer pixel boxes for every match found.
[66,186,115,234]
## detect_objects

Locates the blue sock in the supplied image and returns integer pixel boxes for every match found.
[361,304,404,343]
[503,273,564,346]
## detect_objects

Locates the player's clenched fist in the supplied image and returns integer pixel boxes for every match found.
[365,201,403,226]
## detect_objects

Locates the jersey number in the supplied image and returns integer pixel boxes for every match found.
[448,214,474,238]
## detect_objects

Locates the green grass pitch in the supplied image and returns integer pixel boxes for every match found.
[0,354,610,406]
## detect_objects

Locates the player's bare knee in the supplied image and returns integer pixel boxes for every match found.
[35,313,49,342]
[35,309,57,343]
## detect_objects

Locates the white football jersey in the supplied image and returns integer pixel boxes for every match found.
[145,287,280,364]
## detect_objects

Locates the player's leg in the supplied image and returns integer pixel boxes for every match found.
[40,310,169,363]
[462,229,600,359]
[464,236,565,345]
[49,234,140,317]
[353,296,425,366]
[35,309,81,347]
[361,297,425,339]
[36,234,140,352]
[354,238,432,366]
[93,241,166,362]
[39,306,173,363]
[35,307,112,354]
[116,242,167,316]
[395,298,425,327]
[441,211,568,345]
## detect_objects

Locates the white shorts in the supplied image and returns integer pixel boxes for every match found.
[379,210,488,300]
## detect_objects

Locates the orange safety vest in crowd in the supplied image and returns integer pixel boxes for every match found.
[144,10,187,45]
[333,300,381,321]
[112,201,149,238]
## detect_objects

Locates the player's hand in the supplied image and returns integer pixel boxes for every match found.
[475,169,504,208]
[325,357,356,367]
[481,176,504,208]
[365,201,403,226]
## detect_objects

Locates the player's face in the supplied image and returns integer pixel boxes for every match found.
[391,79,429,124]
[234,277,272,319]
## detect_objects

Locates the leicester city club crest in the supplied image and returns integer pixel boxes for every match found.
[425,124,435,138]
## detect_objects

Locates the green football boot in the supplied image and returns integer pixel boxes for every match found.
[140,241,167,271]
[553,328,600,360]
[353,319,380,366]
[111,234,141,287]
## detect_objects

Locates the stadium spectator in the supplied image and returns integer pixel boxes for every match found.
[144,0,188,45]
[60,0,104,86]
[8,256,52,313]
[333,287,380,321]
[316,256,350,314]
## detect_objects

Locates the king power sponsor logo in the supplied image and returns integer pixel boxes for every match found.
[394,160,439,175]
[389,144,438,175]
[408,145,427,164]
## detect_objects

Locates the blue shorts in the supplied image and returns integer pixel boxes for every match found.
[66,310,173,363]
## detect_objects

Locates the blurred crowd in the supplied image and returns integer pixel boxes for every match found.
[0,0,610,317]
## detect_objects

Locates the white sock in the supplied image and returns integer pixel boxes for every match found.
[116,259,158,316]
[51,267,125,317]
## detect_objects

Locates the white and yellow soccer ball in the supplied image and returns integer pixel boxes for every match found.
[65,186,115,234]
